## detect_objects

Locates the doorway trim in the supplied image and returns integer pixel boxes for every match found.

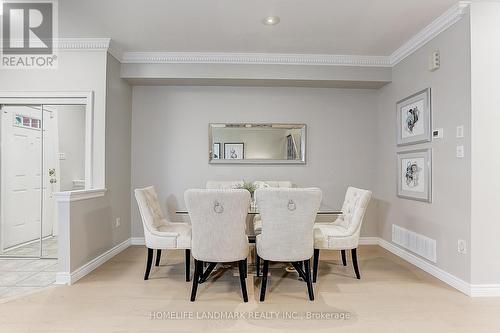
[0,91,98,189]
[0,91,102,258]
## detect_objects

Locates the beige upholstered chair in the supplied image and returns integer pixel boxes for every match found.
[184,189,250,302]
[313,187,372,281]
[253,181,293,235]
[134,186,192,281]
[255,188,322,301]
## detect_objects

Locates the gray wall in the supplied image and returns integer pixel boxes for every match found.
[56,105,86,191]
[131,86,379,237]
[103,54,133,250]
[65,54,132,272]
[376,16,471,281]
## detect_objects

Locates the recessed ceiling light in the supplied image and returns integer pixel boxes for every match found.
[263,16,280,26]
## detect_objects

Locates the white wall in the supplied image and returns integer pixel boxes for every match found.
[376,15,471,281]
[469,1,500,285]
[131,86,380,238]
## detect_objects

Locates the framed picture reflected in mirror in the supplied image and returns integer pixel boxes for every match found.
[224,143,244,160]
[212,143,221,159]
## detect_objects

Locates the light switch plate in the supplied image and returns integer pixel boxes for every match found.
[456,125,464,138]
[433,128,443,139]
[59,152,66,160]
[458,239,467,254]
[456,145,464,158]
[429,50,440,71]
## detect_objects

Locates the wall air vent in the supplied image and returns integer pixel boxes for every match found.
[392,224,437,263]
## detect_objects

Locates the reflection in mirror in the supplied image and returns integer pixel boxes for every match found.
[209,123,306,164]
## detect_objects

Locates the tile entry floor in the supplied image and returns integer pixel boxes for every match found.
[0,258,57,301]
[2,237,58,258]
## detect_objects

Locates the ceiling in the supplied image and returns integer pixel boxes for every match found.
[59,0,459,55]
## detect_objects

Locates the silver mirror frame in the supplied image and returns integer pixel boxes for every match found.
[208,123,306,164]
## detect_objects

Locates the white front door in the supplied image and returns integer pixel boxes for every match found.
[0,106,60,252]
[1,106,43,250]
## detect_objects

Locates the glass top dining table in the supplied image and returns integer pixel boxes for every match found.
[175,207,343,215]
[175,206,342,273]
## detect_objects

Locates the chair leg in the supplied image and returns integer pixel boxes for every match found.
[155,249,162,266]
[341,250,347,266]
[243,258,248,279]
[190,259,202,302]
[238,260,248,302]
[291,262,308,281]
[144,248,154,280]
[351,248,361,279]
[255,253,260,277]
[304,259,314,301]
[199,263,217,283]
[313,249,320,283]
[185,249,191,282]
[260,260,269,302]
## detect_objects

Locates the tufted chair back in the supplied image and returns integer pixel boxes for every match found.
[256,188,322,261]
[206,180,244,190]
[135,186,166,233]
[184,189,250,262]
[335,187,372,237]
[253,181,293,189]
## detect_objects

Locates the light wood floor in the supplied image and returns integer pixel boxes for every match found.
[1,245,499,332]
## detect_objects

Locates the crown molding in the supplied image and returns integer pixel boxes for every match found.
[56,38,111,51]
[120,52,391,67]
[48,2,470,67]
[389,1,470,66]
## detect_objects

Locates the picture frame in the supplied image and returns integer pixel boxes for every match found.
[397,148,432,202]
[224,143,244,160]
[397,88,431,146]
[212,143,221,160]
[286,134,297,160]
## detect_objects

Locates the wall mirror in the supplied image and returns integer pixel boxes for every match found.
[209,123,306,164]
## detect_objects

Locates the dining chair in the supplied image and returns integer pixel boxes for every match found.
[312,187,372,282]
[184,189,250,302]
[134,186,192,281]
[255,187,322,301]
[252,180,293,275]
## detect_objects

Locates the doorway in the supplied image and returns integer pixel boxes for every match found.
[0,103,86,258]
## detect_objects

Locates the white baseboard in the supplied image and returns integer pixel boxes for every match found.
[470,284,500,297]
[56,235,500,297]
[55,238,131,285]
[130,237,145,245]
[376,237,471,296]
[358,236,380,245]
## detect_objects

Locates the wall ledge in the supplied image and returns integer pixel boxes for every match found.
[54,188,107,202]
